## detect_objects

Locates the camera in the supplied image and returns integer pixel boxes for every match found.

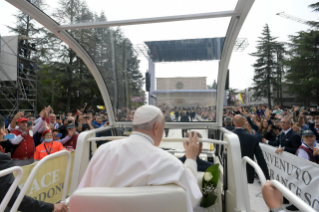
[310,111,319,116]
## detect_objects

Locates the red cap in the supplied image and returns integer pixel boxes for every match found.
[17,118,28,123]
[42,129,52,137]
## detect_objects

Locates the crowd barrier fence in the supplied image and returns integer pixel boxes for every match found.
[11,151,75,206]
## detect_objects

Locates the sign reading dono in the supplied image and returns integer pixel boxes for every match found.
[14,152,75,204]
[260,144,319,210]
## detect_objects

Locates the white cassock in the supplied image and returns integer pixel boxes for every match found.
[79,132,202,212]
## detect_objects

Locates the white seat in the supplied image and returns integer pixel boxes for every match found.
[69,184,187,212]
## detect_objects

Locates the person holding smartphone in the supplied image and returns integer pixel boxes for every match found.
[0,116,68,212]
[7,108,49,166]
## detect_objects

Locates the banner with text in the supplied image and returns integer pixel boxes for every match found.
[14,151,75,204]
[260,144,319,210]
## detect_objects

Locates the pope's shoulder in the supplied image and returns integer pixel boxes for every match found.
[93,136,183,165]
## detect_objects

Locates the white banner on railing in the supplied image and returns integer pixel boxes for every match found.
[260,143,319,210]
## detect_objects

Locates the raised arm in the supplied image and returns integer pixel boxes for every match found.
[9,112,23,131]
[308,121,319,141]
[58,135,71,145]
[32,108,48,134]
[246,116,259,132]
[9,134,24,145]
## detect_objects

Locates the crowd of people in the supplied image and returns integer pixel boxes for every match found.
[114,105,217,122]
[222,105,319,163]
[223,104,319,211]
[0,102,317,211]
[0,102,111,166]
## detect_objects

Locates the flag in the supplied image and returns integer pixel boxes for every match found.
[235,93,243,104]
[97,105,105,110]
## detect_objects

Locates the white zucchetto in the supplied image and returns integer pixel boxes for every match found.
[133,105,162,125]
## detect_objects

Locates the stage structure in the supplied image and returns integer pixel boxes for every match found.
[137,38,226,106]
[0,35,38,117]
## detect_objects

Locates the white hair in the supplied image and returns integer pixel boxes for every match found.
[133,113,163,131]
[281,117,292,124]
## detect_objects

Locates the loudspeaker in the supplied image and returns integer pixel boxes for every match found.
[225,69,229,90]
[145,72,150,92]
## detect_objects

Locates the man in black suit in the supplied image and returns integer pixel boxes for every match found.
[224,116,235,131]
[0,117,67,212]
[179,131,214,172]
[232,115,270,183]
[270,117,301,155]
[269,117,301,211]
[262,125,281,146]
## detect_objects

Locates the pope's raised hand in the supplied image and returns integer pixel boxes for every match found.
[183,132,200,161]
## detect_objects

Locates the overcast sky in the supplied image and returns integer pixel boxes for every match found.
[0,0,318,91]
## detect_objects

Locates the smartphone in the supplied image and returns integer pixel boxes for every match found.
[56,133,62,138]
[27,121,32,127]
[4,134,14,140]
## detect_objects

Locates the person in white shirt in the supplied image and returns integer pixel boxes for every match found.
[78,105,202,212]
[49,113,59,129]
[296,130,316,162]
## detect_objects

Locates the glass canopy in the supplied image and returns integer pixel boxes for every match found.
[67,18,229,122]
[8,0,254,125]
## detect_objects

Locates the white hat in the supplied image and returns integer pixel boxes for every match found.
[133,105,162,125]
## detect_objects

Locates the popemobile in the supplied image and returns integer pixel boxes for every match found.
[0,0,318,212]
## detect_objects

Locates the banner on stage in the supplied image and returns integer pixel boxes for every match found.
[14,151,75,204]
[260,144,319,210]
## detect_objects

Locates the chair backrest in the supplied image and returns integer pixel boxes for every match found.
[69,184,187,212]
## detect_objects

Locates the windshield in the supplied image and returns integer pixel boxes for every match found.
[26,0,232,122]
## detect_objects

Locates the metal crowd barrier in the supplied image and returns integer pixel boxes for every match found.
[9,150,71,212]
[0,166,23,212]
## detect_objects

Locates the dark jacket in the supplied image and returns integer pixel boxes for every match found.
[180,115,189,122]
[268,129,301,154]
[0,153,54,212]
[58,125,68,138]
[246,117,273,142]
[233,128,270,183]
[179,156,214,172]
[308,122,319,141]
[267,134,280,147]
[224,125,235,131]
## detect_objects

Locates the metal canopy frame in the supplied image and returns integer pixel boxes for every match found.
[6,0,255,128]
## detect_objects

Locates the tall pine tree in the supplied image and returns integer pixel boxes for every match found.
[285,2,319,106]
[250,24,282,109]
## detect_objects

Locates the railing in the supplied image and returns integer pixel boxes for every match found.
[90,136,228,145]
[9,150,71,212]
[241,156,266,212]
[270,180,316,212]
[241,156,317,212]
[69,126,113,198]
[219,127,250,212]
[69,128,228,200]
[0,166,23,212]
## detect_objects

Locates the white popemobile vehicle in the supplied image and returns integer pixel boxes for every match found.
[0,0,317,211]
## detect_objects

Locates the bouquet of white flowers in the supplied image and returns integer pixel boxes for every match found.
[200,164,220,208]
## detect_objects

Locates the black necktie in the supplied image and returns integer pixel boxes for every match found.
[280,132,285,146]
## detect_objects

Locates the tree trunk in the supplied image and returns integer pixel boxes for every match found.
[66,84,71,112]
